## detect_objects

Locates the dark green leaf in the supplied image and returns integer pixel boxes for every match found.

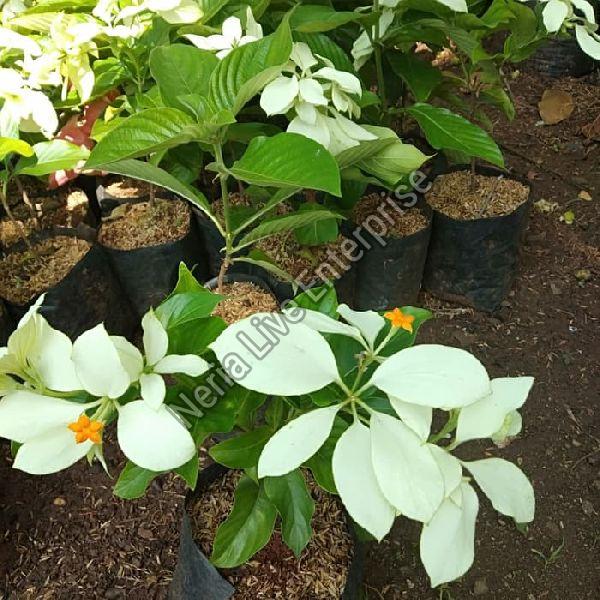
[291,283,338,317]
[294,203,339,246]
[209,426,272,468]
[114,462,158,499]
[406,103,504,167]
[264,470,314,556]
[157,291,224,329]
[294,31,353,72]
[378,306,433,357]
[167,316,227,355]
[175,456,199,490]
[211,476,277,567]
[290,5,360,32]
[387,52,442,102]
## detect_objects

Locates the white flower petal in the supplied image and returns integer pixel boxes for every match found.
[571,0,596,23]
[456,377,534,444]
[157,0,202,24]
[420,482,479,588]
[72,324,131,399]
[389,397,432,441]
[435,0,469,12]
[140,372,166,411]
[111,336,144,382]
[117,400,196,471]
[222,16,243,43]
[313,67,362,96]
[428,444,463,498]
[333,112,377,141]
[260,75,299,115]
[575,25,600,60]
[333,421,395,541]
[142,309,168,367]
[543,0,569,32]
[337,304,385,349]
[258,405,340,478]
[245,6,263,39]
[463,458,535,523]
[13,426,92,474]
[184,34,229,51]
[295,101,318,125]
[154,354,211,377]
[0,27,42,56]
[0,390,87,443]
[283,308,364,344]
[298,78,328,106]
[371,412,445,522]
[371,345,491,409]
[288,113,331,148]
[210,314,340,396]
[290,42,317,72]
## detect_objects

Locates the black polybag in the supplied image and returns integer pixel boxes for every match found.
[423,166,531,312]
[3,230,137,338]
[0,299,14,345]
[169,463,366,600]
[527,38,595,78]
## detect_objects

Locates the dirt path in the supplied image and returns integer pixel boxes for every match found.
[1,69,599,599]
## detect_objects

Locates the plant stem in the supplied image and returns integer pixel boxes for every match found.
[428,410,459,445]
[148,183,155,207]
[14,176,40,229]
[213,142,233,293]
[373,0,388,118]
[0,186,36,254]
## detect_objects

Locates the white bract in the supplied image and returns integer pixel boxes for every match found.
[260,42,376,153]
[0,68,58,138]
[185,8,263,59]
[211,309,536,588]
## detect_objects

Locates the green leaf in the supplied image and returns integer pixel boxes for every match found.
[92,58,127,97]
[294,31,353,72]
[233,186,300,235]
[0,137,33,162]
[230,133,341,195]
[150,44,218,113]
[378,306,433,357]
[291,283,338,318]
[264,470,315,556]
[167,316,227,355]
[209,426,272,468]
[157,291,223,329]
[15,140,89,176]
[86,108,201,168]
[169,263,208,296]
[406,103,504,167]
[208,17,293,115]
[294,203,339,246]
[290,5,360,32]
[114,462,158,499]
[358,142,431,187]
[335,125,397,169]
[236,390,267,431]
[236,207,342,249]
[211,476,277,568]
[386,52,442,102]
[86,159,211,213]
[175,456,199,490]
[234,255,296,284]
[305,416,348,494]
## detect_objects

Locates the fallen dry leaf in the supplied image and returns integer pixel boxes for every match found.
[578,190,592,201]
[582,114,600,141]
[539,89,575,125]
[534,198,558,213]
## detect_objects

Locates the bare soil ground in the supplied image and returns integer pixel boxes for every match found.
[1,68,599,599]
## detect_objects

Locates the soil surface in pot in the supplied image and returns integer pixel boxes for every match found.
[98,199,190,250]
[352,193,429,238]
[0,188,89,248]
[255,234,352,285]
[0,236,91,304]
[103,177,153,198]
[190,470,353,599]
[427,171,529,219]
[212,282,279,324]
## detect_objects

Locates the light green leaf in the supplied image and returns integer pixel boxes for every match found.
[358,142,430,186]
[16,140,89,176]
[157,291,224,330]
[208,17,293,115]
[230,133,341,195]
[209,426,272,468]
[0,137,33,162]
[86,159,211,214]
[290,5,360,32]
[234,255,296,284]
[86,108,202,168]
[264,469,315,556]
[406,103,504,167]
[150,44,218,113]
[211,476,277,568]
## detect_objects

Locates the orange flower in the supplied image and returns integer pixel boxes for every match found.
[384,308,415,333]
[67,414,103,444]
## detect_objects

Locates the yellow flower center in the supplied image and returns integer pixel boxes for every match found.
[384,308,415,333]
[68,414,103,444]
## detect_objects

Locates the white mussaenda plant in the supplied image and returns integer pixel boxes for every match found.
[259,42,376,154]
[0,297,208,474]
[210,305,535,587]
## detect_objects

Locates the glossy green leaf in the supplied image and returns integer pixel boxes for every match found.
[358,142,430,187]
[230,133,341,195]
[378,307,433,356]
[211,476,277,568]
[157,291,224,330]
[387,52,442,102]
[16,140,89,176]
[150,44,218,113]
[175,456,199,490]
[291,283,338,318]
[290,5,360,32]
[294,32,354,72]
[406,103,504,167]
[264,470,315,556]
[209,426,273,468]
[114,461,158,499]
[86,108,202,168]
